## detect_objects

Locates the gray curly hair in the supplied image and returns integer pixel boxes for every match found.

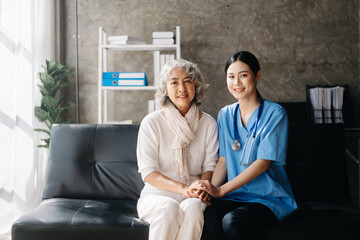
[155,59,208,107]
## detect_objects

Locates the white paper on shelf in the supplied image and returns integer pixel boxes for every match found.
[153,51,160,87]
[160,54,166,72]
[155,101,160,111]
[331,86,345,123]
[309,87,323,123]
[148,100,155,114]
[323,88,332,123]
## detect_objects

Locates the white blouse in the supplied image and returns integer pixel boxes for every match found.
[137,110,219,195]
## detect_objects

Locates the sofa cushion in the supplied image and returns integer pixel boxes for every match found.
[285,123,350,202]
[260,200,360,240]
[43,124,144,201]
[12,198,149,240]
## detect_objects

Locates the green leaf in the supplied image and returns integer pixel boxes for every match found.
[46,81,61,97]
[42,96,58,111]
[38,137,50,148]
[47,60,57,74]
[37,144,49,148]
[53,106,69,123]
[34,107,49,122]
[59,82,69,88]
[34,128,51,135]
[37,84,49,96]
[39,72,55,86]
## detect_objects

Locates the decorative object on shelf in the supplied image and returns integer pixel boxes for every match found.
[34,60,71,148]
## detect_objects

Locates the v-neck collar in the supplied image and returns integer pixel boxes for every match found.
[237,104,261,132]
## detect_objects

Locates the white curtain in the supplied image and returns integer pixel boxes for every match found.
[0,0,55,239]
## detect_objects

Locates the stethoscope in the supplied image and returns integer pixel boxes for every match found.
[232,94,264,166]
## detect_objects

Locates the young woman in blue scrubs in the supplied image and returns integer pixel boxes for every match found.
[190,51,297,239]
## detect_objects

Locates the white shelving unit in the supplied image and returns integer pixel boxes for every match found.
[98,26,181,123]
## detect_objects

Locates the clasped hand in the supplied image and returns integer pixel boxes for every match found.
[184,180,221,205]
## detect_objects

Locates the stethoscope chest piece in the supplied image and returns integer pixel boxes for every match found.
[232,93,264,166]
[232,140,241,151]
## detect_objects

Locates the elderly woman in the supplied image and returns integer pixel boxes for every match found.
[136,59,219,240]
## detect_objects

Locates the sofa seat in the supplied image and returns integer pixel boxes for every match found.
[12,198,149,240]
[260,200,360,240]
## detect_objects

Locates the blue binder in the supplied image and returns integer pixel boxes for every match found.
[103,72,146,79]
[102,78,146,86]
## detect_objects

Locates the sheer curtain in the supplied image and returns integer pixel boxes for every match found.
[0,0,55,239]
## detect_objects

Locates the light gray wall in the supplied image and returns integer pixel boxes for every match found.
[62,0,360,126]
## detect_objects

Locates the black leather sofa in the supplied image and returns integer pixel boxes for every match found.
[12,123,360,240]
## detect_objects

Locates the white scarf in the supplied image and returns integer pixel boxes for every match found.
[163,103,199,184]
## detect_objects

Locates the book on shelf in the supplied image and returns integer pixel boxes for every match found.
[160,54,174,69]
[153,54,174,87]
[109,39,145,45]
[148,100,160,114]
[102,78,147,87]
[103,72,146,79]
[152,38,174,45]
[152,31,174,38]
[108,35,143,41]
[148,100,155,114]
[153,51,160,87]
[107,35,145,45]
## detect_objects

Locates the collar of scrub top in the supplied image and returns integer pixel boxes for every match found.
[233,92,264,149]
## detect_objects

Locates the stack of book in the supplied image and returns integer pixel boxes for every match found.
[153,53,175,87]
[148,100,160,114]
[160,54,174,70]
[152,31,175,45]
[107,35,145,45]
[102,72,147,87]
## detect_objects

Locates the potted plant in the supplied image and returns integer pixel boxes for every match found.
[34,60,71,148]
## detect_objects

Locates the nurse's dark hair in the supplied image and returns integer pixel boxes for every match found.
[225,51,260,75]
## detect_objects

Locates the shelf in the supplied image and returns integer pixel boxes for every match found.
[98,26,180,123]
[102,86,157,90]
[102,44,177,51]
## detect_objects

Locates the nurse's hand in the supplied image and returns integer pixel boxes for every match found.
[190,180,223,198]
[197,190,212,205]
[188,182,212,205]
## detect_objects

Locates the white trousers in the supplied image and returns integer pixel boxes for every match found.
[137,194,207,240]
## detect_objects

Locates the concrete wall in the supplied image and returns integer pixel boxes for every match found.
[62,0,360,126]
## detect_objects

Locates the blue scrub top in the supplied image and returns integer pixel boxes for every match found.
[218,100,297,220]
